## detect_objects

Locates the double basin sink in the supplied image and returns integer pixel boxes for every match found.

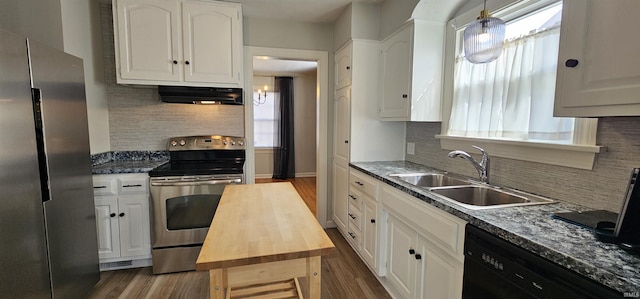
[389,173,554,210]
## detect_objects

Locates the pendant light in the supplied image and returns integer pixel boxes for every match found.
[463,0,506,64]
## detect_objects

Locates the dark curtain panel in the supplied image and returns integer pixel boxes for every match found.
[273,76,295,179]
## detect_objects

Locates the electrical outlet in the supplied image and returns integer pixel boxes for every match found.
[407,142,415,155]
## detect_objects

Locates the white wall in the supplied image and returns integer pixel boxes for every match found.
[60,0,110,154]
[243,18,333,52]
[0,0,64,50]
[379,0,421,39]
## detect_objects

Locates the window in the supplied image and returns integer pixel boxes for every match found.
[439,0,602,170]
[253,76,277,148]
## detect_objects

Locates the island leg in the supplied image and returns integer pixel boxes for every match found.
[209,268,227,299]
[306,256,321,298]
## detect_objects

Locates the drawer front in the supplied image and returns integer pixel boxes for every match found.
[348,206,362,231]
[350,169,378,199]
[348,188,363,212]
[93,178,116,196]
[382,185,466,255]
[118,177,148,194]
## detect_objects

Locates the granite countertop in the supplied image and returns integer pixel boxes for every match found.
[350,160,640,296]
[91,151,168,174]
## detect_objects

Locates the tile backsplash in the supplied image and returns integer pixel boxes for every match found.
[100,4,244,151]
[406,117,640,212]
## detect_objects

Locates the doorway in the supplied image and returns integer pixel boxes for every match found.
[243,46,329,227]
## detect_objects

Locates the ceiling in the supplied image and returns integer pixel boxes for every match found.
[233,0,383,23]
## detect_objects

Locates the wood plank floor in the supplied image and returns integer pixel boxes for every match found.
[86,229,391,299]
[87,176,390,298]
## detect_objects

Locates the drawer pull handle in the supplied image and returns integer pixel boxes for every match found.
[371,219,376,223]
[93,186,107,189]
[123,184,142,188]
[355,181,363,186]
[348,232,356,239]
[349,213,356,220]
[402,94,408,98]
[349,195,356,200]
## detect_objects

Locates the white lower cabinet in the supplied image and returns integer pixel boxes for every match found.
[382,185,465,299]
[93,173,151,270]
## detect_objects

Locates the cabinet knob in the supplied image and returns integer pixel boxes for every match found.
[185,60,190,65]
[565,59,579,68]
[110,213,116,218]
[119,212,125,217]
[371,219,376,223]
[344,140,349,144]
[402,94,408,98]
[173,60,178,64]
[415,253,422,260]
[346,66,351,70]
[409,249,415,255]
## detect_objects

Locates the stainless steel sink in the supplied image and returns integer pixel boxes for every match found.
[430,185,555,210]
[389,173,470,188]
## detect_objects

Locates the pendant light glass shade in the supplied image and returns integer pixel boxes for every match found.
[463,9,506,64]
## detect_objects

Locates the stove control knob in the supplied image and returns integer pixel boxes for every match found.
[170,140,178,147]
[231,140,236,145]
[238,140,244,146]
[179,139,186,146]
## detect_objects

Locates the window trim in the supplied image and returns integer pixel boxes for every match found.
[440,0,603,170]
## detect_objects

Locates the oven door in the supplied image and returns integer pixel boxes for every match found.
[149,175,242,248]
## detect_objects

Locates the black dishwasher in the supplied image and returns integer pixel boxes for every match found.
[462,224,623,298]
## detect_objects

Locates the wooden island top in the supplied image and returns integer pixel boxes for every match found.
[196,182,335,299]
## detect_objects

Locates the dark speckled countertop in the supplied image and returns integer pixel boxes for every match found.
[350,160,640,296]
[91,151,168,174]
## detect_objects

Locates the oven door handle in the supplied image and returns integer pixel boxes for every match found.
[150,178,242,186]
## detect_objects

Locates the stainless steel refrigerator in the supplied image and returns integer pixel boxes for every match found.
[0,29,99,298]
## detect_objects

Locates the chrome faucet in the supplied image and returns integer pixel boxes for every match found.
[448,145,490,183]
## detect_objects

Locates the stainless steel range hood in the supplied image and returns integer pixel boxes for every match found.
[158,86,243,105]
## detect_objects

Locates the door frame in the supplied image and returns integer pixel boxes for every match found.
[243,46,329,227]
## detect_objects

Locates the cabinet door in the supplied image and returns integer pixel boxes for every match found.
[117,195,151,258]
[555,0,640,116]
[182,2,241,84]
[416,238,463,299]
[334,87,351,163]
[380,26,411,119]
[362,197,378,271]
[94,196,120,260]
[332,162,349,233]
[335,43,352,89]
[115,0,181,82]
[386,214,417,299]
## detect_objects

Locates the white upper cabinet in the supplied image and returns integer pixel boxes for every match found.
[380,20,444,121]
[335,42,352,90]
[113,0,242,87]
[554,0,640,117]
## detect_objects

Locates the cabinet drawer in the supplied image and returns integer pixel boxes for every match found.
[93,178,116,196]
[348,207,362,231]
[350,169,378,199]
[348,188,363,211]
[382,185,466,255]
[118,178,148,194]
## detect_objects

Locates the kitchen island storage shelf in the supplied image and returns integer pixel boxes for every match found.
[196,182,335,299]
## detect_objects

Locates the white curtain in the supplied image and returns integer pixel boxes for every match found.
[449,26,574,142]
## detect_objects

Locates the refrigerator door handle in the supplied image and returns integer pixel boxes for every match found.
[31,87,51,202]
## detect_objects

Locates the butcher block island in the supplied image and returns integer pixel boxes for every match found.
[196,182,335,299]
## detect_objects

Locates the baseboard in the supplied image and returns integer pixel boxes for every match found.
[99,258,152,272]
[254,173,317,179]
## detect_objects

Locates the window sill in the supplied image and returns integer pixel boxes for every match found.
[435,135,606,170]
